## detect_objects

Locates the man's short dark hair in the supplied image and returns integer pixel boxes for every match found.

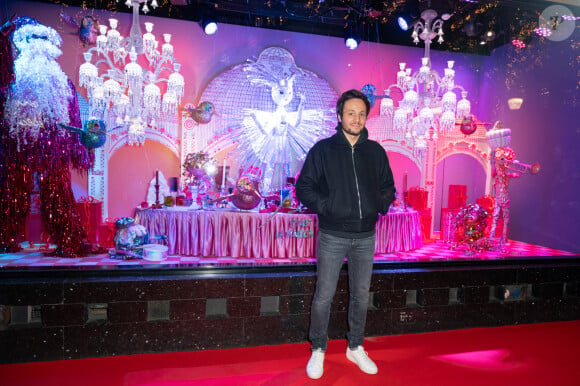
[336,89,370,119]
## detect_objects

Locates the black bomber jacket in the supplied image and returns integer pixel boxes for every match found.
[296,125,396,235]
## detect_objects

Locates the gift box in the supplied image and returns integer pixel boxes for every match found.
[24,193,47,244]
[484,211,506,238]
[406,187,428,210]
[76,197,102,244]
[476,195,494,213]
[475,196,506,238]
[418,208,432,241]
[448,185,467,209]
[441,208,461,242]
[98,219,117,248]
[24,214,45,244]
[491,217,507,238]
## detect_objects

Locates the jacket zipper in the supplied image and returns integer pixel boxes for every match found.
[351,146,363,219]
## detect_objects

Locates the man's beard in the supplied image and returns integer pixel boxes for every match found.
[4,53,71,145]
[342,126,362,137]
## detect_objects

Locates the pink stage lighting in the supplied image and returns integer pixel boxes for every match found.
[534,27,552,37]
[511,39,526,48]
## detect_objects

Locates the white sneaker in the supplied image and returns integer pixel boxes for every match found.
[346,346,378,375]
[306,348,325,379]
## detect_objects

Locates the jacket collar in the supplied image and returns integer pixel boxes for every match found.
[333,123,369,147]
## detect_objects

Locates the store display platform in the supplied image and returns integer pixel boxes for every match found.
[0,238,577,270]
[1,236,579,364]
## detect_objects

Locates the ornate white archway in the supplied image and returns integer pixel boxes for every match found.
[367,104,492,234]
[82,91,180,220]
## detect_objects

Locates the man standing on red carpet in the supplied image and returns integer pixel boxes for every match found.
[296,89,396,379]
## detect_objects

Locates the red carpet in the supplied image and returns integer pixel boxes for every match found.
[2,321,579,385]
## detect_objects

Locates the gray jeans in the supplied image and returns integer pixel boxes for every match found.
[309,231,375,351]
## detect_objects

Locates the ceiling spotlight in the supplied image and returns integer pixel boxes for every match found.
[344,23,360,50]
[201,5,218,36]
[484,30,496,41]
[202,17,218,35]
[345,34,360,50]
[398,16,411,31]
[397,0,420,31]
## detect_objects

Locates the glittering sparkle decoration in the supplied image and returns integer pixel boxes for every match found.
[534,26,552,37]
[0,18,94,256]
[511,39,527,49]
[451,203,489,255]
[562,15,580,21]
[182,152,217,187]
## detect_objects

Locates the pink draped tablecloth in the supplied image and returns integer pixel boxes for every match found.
[375,210,423,253]
[136,209,318,258]
[136,209,422,258]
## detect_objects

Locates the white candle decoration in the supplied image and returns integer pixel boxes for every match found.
[221,158,227,190]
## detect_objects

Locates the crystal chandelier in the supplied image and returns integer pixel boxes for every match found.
[383,9,471,155]
[78,0,184,146]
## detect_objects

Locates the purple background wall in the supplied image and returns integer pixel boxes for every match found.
[478,35,580,253]
[2,1,578,253]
